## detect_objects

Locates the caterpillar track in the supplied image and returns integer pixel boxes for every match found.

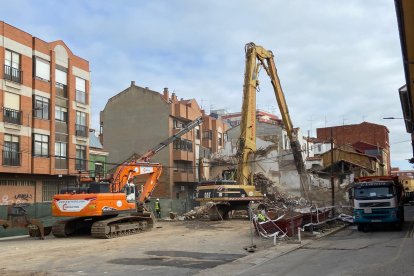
[52,213,154,239]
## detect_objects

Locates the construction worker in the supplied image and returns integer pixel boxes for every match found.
[257,213,267,222]
[155,198,161,218]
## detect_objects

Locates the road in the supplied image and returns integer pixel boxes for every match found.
[237,205,414,276]
[1,208,413,275]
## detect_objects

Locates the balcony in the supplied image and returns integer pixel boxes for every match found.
[55,157,68,169]
[2,151,21,166]
[75,124,88,137]
[4,65,22,84]
[173,171,195,182]
[3,107,22,125]
[173,149,194,161]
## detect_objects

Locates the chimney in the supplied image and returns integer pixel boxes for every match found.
[163,87,169,101]
[171,92,177,102]
[131,81,135,87]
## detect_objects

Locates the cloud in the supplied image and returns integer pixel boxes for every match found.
[1,0,410,169]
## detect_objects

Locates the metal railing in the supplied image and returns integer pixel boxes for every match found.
[3,107,22,125]
[4,65,22,83]
[2,150,21,166]
[75,124,88,137]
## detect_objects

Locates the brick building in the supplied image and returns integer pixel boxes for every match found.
[0,21,91,205]
[100,82,227,214]
[316,122,390,174]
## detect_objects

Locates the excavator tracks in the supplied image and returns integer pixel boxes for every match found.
[91,214,154,239]
[52,214,154,239]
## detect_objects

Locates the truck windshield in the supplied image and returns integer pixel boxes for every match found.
[354,185,395,200]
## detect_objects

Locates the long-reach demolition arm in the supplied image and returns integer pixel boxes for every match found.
[238,42,309,198]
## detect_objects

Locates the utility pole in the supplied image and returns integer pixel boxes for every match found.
[330,127,335,216]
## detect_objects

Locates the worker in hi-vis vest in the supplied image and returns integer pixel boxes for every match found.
[155,198,161,218]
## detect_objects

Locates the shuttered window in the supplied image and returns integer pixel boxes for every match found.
[35,57,50,81]
[55,69,67,85]
[4,92,20,110]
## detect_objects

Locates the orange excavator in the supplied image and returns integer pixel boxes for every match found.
[52,117,202,238]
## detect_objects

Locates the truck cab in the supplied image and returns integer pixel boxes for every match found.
[349,176,404,231]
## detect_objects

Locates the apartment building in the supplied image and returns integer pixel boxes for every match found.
[100,82,227,214]
[0,22,90,205]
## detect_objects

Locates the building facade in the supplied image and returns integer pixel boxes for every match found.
[316,122,390,174]
[88,129,108,180]
[0,21,91,205]
[100,82,226,214]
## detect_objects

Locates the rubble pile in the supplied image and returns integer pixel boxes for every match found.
[181,203,214,220]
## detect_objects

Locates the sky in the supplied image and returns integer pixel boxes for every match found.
[1,0,412,169]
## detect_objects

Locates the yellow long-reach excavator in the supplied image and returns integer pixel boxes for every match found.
[196,42,309,219]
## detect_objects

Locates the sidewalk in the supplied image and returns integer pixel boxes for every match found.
[196,222,349,276]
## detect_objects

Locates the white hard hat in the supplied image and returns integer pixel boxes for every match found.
[156,198,159,201]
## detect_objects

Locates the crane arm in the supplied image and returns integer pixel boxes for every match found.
[139,116,203,161]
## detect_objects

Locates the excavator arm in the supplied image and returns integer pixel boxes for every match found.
[238,42,309,198]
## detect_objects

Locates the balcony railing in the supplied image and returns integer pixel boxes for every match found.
[2,150,21,166]
[55,157,68,169]
[3,107,22,125]
[75,124,88,137]
[4,65,22,83]
[75,158,87,171]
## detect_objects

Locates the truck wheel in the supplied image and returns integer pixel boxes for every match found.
[357,224,366,232]
[395,222,402,231]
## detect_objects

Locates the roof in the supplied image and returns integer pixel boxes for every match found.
[89,132,103,149]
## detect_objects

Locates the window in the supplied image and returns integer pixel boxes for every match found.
[196,128,200,140]
[203,130,213,140]
[76,111,88,137]
[34,96,49,119]
[173,138,193,152]
[4,49,21,83]
[3,92,21,125]
[76,145,87,171]
[76,77,86,103]
[34,57,50,81]
[55,142,67,158]
[55,142,67,169]
[3,134,20,166]
[173,119,184,129]
[55,69,67,98]
[76,111,86,125]
[95,163,103,177]
[218,132,223,146]
[33,134,49,157]
[55,106,68,122]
